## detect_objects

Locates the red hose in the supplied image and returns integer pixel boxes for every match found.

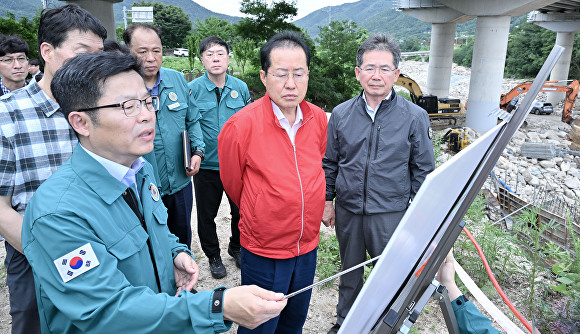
[462,227,533,333]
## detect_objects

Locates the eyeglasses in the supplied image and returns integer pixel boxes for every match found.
[359,66,397,76]
[203,51,227,59]
[77,96,159,117]
[268,71,309,83]
[0,56,29,65]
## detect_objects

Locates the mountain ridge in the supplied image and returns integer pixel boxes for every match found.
[2,1,524,42]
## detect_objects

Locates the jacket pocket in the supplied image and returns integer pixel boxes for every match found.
[107,225,148,261]
[225,99,246,111]
[152,204,168,225]
[197,101,217,114]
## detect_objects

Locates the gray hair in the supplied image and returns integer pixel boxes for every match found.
[356,34,401,69]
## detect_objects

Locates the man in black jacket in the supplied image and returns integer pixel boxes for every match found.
[322,34,435,334]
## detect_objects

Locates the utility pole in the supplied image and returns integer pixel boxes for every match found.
[41,0,47,9]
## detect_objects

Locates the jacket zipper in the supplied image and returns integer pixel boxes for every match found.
[363,119,375,215]
[277,112,311,255]
[293,142,305,256]
[374,125,381,160]
[155,87,172,192]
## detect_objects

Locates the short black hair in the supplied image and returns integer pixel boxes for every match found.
[104,40,130,54]
[0,35,29,57]
[123,23,162,47]
[51,52,143,127]
[28,58,41,66]
[37,4,107,62]
[199,36,229,55]
[260,30,310,72]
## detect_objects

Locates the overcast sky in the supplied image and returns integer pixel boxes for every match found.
[191,0,359,20]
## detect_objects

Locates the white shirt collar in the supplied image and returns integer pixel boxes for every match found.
[80,145,146,188]
[271,100,303,144]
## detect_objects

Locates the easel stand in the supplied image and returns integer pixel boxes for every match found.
[370,220,466,334]
[392,280,460,334]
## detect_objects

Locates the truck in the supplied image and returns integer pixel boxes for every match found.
[394,73,464,123]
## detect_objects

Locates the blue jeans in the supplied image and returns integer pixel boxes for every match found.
[238,247,317,334]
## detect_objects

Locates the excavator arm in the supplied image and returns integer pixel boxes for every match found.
[499,80,579,124]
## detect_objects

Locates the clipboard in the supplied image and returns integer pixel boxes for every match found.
[182,130,192,171]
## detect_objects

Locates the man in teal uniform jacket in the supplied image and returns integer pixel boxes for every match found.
[124,23,204,249]
[21,52,286,334]
[189,36,251,278]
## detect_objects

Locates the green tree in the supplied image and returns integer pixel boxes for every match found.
[116,25,124,42]
[399,38,421,52]
[312,20,368,110]
[232,38,255,74]
[185,34,200,70]
[571,34,580,80]
[453,37,474,68]
[193,17,235,47]
[131,1,191,49]
[505,22,556,78]
[0,12,40,62]
[235,0,300,44]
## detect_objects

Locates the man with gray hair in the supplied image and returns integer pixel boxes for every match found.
[322,34,435,334]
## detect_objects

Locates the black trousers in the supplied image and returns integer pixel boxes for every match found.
[162,182,193,249]
[5,242,40,334]
[193,169,240,258]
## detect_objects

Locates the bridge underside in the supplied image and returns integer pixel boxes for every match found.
[396,0,580,131]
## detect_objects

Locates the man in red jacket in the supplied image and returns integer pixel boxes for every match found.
[218,31,327,333]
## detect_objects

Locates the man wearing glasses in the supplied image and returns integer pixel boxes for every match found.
[322,34,435,334]
[123,24,204,250]
[0,5,106,334]
[0,35,30,96]
[218,31,327,333]
[189,36,250,279]
[22,51,287,334]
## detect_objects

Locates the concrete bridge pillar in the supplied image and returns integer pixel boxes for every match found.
[530,12,580,106]
[548,31,575,106]
[465,15,511,131]
[427,22,456,97]
[64,0,122,41]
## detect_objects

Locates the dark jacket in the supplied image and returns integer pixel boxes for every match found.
[323,90,435,215]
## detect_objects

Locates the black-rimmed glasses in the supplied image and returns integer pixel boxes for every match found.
[77,96,159,117]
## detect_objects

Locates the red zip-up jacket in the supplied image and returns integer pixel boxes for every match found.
[218,94,327,259]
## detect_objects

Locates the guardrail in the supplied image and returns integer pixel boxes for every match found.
[401,51,430,62]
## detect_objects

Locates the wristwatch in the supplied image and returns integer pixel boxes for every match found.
[212,287,227,313]
[172,248,193,260]
[193,149,205,161]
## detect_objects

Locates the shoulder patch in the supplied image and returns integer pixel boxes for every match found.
[53,243,100,283]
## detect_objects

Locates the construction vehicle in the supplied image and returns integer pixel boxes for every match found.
[442,127,471,152]
[395,73,464,123]
[499,79,579,124]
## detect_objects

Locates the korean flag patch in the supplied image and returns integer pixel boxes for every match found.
[53,243,100,283]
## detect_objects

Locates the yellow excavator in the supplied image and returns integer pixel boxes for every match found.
[395,73,464,123]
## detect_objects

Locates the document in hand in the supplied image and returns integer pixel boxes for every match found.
[182,130,192,171]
